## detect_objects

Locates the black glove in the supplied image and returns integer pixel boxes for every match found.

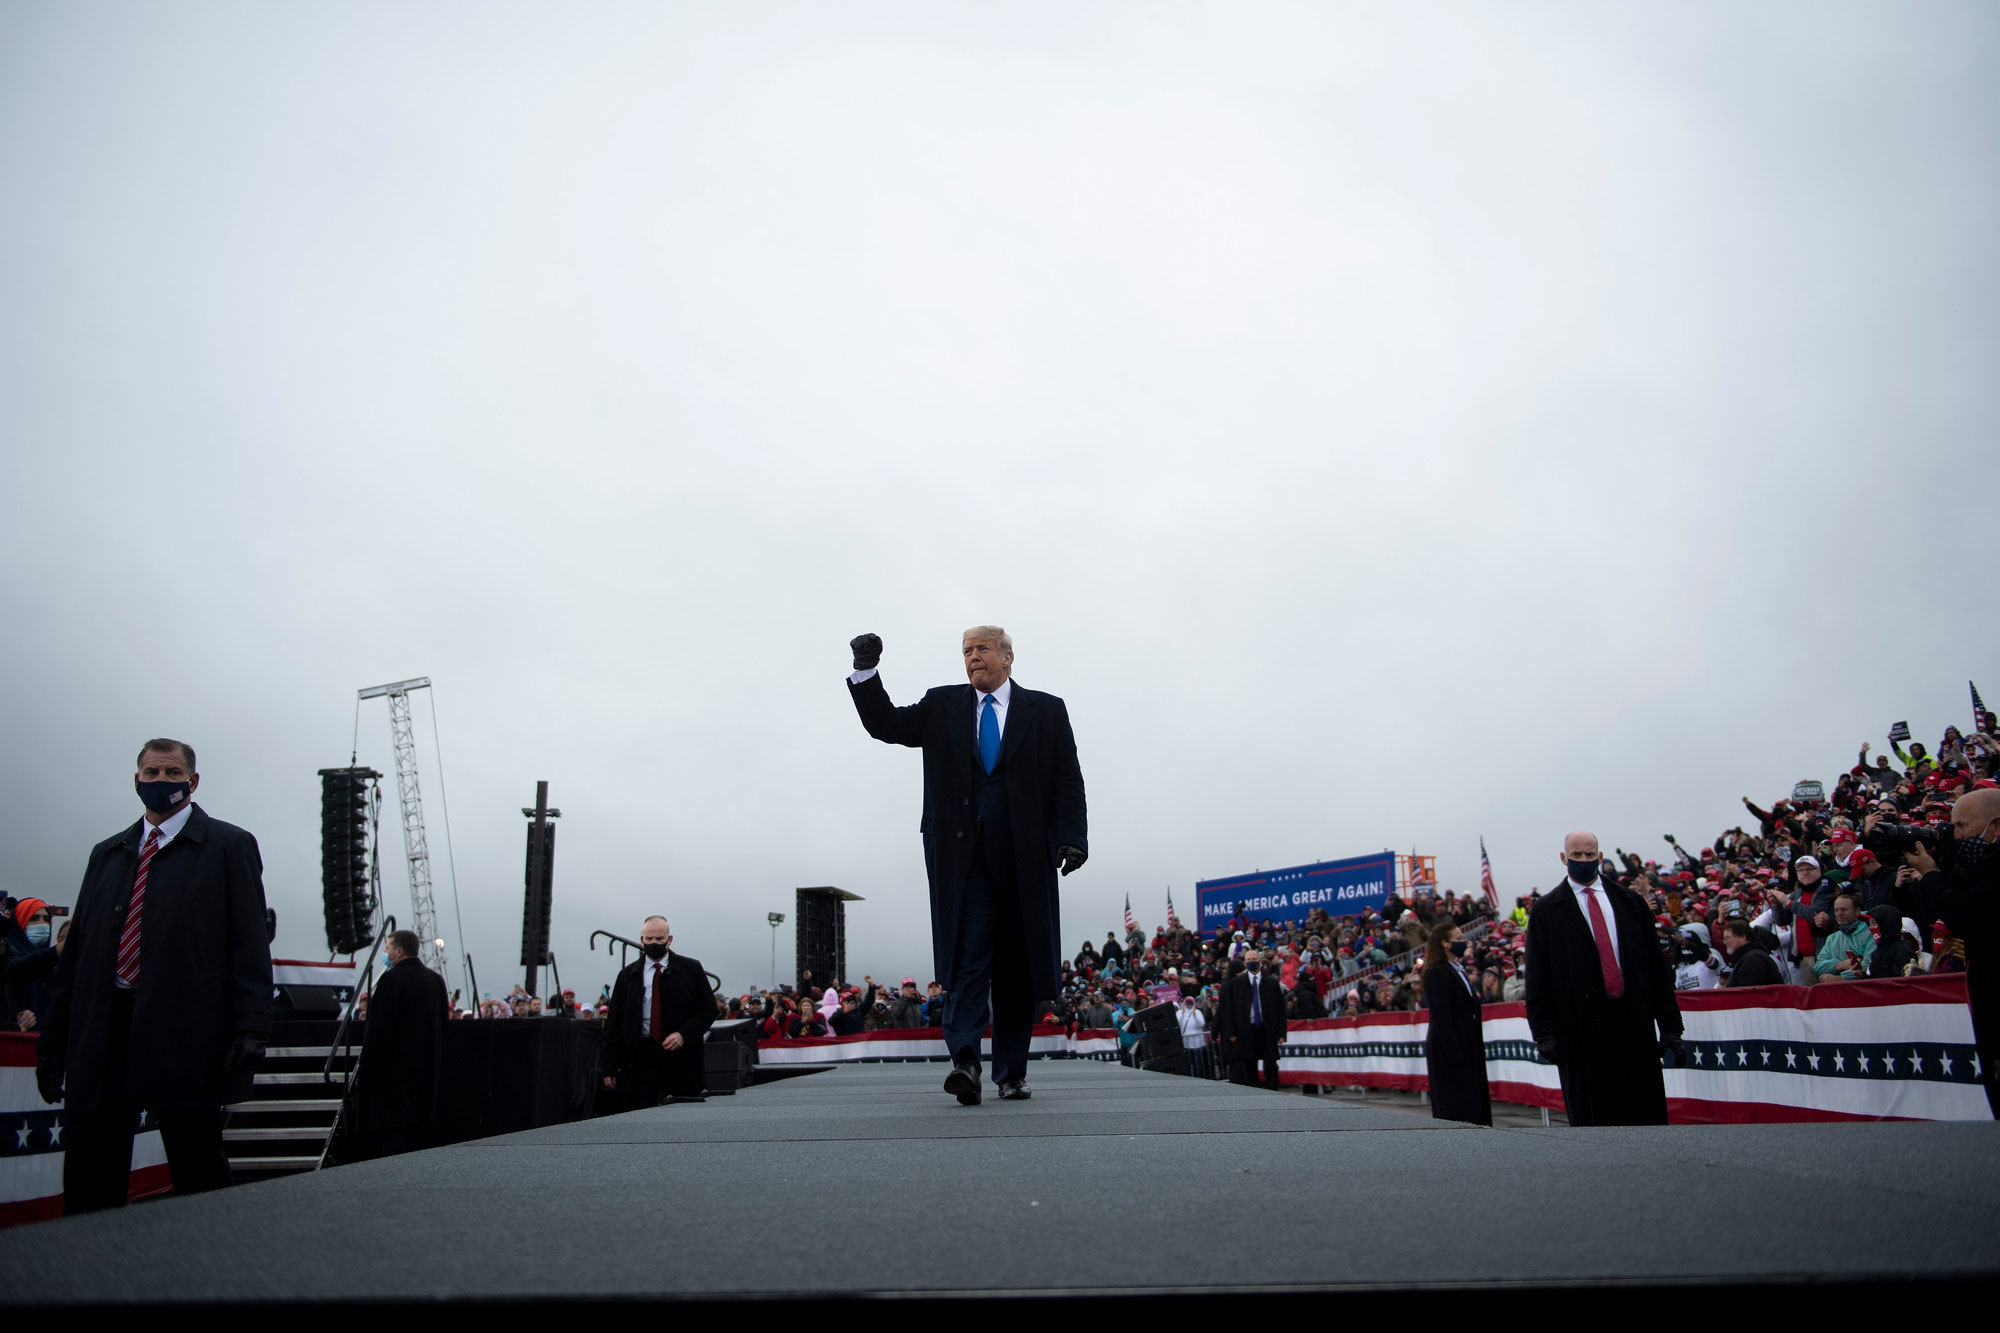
[1660,1036,1686,1068]
[222,1032,267,1075]
[1057,845,1087,877]
[1535,1036,1561,1065]
[35,1057,62,1105]
[849,633,882,671]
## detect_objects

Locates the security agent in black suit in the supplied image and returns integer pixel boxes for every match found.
[1214,950,1285,1089]
[1893,788,2000,1117]
[1525,831,1684,1127]
[38,739,274,1213]
[602,916,715,1106]
[1421,923,1492,1126]
[351,929,447,1159]
[847,627,1088,1106]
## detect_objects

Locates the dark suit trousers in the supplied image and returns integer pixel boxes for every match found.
[624,1038,704,1107]
[1227,1028,1281,1090]
[942,855,1035,1085]
[64,990,232,1215]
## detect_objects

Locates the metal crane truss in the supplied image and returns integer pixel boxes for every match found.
[357,677,445,977]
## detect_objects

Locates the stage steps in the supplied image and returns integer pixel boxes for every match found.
[223,1042,358,1178]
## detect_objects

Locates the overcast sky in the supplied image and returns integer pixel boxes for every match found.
[3,2,1996,1005]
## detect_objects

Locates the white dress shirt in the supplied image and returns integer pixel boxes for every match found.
[640,954,671,1038]
[847,670,1012,744]
[143,801,194,853]
[974,677,1011,743]
[1569,878,1621,961]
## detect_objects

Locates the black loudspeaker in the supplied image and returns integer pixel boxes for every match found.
[274,983,348,1019]
[703,1039,752,1093]
[318,767,380,956]
[795,887,853,989]
[707,1018,760,1065]
[520,821,556,967]
[1129,1002,1185,1066]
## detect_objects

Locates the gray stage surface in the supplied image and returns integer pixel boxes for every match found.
[4,1062,1997,1303]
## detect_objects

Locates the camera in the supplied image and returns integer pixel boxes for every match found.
[1866,821,1954,871]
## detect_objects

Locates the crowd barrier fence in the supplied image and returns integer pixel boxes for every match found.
[1279,974,1985,1123]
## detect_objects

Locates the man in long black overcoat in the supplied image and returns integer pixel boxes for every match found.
[602,916,715,1106]
[38,739,273,1212]
[352,928,447,1158]
[1525,831,1683,1126]
[1894,788,2000,1117]
[1214,952,1285,1089]
[847,626,1088,1104]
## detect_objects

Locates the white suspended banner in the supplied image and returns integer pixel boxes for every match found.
[757,1024,1121,1066]
[272,959,360,989]
[1279,974,1987,1122]
[0,1034,170,1227]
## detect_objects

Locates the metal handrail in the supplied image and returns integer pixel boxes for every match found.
[589,928,641,968]
[590,928,721,996]
[315,916,394,1171]
[325,915,394,1084]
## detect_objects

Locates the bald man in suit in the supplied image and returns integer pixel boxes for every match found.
[1525,830,1684,1126]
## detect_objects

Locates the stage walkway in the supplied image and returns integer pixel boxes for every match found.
[3,1061,1996,1303]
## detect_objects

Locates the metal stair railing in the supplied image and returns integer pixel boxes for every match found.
[313,915,394,1170]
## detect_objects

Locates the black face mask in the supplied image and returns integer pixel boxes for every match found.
[1246,961,1260,972]
[643,942,668,961]
[136,778,191,816]
[1567,858,1600,885]
[1957,828,1996,872]
[1448,941,1468,958]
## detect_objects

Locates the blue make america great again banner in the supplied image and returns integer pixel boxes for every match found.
[1196,852,1398,938]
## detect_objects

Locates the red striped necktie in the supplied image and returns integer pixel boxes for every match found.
[117,828,161,986]
[1582,885,1624,998]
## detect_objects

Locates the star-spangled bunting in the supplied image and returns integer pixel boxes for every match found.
[1280,1036,1982,1086]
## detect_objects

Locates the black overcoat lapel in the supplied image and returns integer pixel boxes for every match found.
[999,679,1036,769]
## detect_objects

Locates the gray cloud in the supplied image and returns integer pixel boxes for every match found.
[3,2,1996,1003]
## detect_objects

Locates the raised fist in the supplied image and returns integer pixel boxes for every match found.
[850,633,882,671]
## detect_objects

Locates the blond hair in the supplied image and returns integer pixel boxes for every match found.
[962,625,1013,653]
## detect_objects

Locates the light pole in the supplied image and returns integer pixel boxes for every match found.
[768,911,785,990]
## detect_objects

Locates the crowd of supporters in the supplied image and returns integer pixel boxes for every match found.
[1591,724,1994,990]
[699,720,1995,1045]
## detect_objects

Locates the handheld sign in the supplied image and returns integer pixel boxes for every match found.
[1790,779,1825,804]
[1888,721,1911,742]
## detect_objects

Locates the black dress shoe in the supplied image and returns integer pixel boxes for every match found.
[943,1060,982,1106]
[997,1078,1031,1100]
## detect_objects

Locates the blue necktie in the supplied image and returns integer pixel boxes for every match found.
[1250,974,1262,1026]
[978,694,1000,773]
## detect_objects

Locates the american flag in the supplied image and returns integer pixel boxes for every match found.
[1974,680,1993,734]
[1479,837,1499,909]
[1124,892,1136,937]
[1166,888,1180,929]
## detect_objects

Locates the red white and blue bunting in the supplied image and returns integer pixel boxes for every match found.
[1279,974,1985,1122]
